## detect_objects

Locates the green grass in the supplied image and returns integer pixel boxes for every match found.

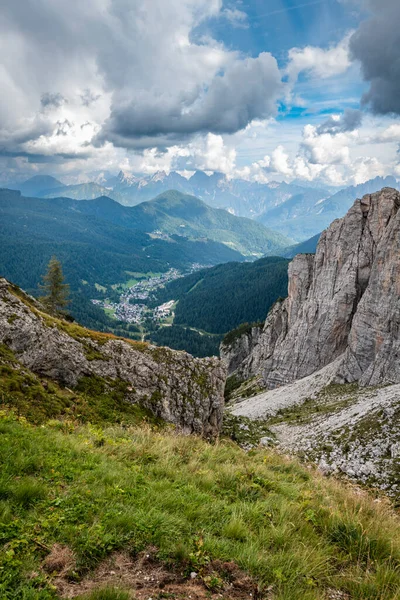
[111,279,138,291]
[77,590,130,600]
[0,357,158,427]
[222,412,276,447]
[0,411,400,599]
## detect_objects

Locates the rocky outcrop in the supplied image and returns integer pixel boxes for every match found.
[230,375,400,496]
[222,188,400,389]
[272,384,400,496]
[0,279,226,437]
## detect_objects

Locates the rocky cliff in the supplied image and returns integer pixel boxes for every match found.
[222,188,400,494]
[0,279,226,437]
[222,187,400,389]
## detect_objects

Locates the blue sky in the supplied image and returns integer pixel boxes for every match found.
[1,0,399,187]
[204,0,358,59]
[204,1,367,120]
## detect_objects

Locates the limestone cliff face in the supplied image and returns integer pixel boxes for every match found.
[0,279,226,437]
[221,187,400,388]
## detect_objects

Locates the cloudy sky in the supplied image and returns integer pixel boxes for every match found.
[1,0,399,186]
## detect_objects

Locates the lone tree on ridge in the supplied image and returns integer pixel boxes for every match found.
[39,256,70,316]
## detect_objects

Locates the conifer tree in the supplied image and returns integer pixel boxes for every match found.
[40,256,70,315]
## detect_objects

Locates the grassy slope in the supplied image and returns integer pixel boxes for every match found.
[1,413,400,599]
[1,324,400,599]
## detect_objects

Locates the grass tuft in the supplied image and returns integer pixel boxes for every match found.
[77,589,130,600]
[11,477,47,508]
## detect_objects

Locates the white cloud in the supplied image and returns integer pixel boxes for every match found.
[369,124,400,144]
[0,0,284,166]
[286,33,352,82]
[194,134,237,174]
[349,156,385,185]
[301,124,353,166]
[0,2,398,189]
[271,146,292,176]
[221,7,248,28]
[241,115,390,187]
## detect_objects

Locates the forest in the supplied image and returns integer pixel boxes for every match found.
[150,256,289,334]
[146,326,222,358]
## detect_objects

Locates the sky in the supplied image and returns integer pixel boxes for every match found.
[1,0,400,187]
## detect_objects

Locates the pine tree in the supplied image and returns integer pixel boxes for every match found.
[40,257,70,315]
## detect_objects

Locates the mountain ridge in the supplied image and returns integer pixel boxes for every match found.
[0,188,247,333]
[221,187,400,494]
[222,186,400,387]
[48,189,291,257]
[7,171,400,242]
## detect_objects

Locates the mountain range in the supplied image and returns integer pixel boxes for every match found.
[8,171,400,241]
[55,189,289,257]
[0,188,234,309]
[0,187,289,333]
[258,175,400,240]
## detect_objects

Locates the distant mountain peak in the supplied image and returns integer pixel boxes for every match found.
[190,170,211,183]
[24,175,63,185]
[117,170,138,185]
[9,175,64,197]
[150,170,168,183]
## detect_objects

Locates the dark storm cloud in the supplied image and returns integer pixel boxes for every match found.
[80,89,101,107]
[1,0,285,158]
[41,92,67,109]
[96,53,283,148]
[316,108,363,135]
[0,118,54,157]
[0,149,91,163]
[350,0,400,115]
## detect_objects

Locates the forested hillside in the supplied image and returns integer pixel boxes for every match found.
[149,257,289,334]
[0,189,245,334]
[148,325,222,357]
[55,189,290,257]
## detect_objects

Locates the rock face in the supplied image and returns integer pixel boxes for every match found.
[0,279,226,437]
[222,188,400,388]
[271,384,400,496]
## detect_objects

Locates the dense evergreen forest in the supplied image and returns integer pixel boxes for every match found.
[150,256,289,334]
[146,326,222,358]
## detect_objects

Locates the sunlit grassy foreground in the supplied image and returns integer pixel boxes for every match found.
[0,411,399,600]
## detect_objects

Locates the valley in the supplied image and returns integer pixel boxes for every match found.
[91,266,204,328]
[89,256,289,356]
[1,188,400,598]
[0,187,290,354]
[3,3,400,599]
